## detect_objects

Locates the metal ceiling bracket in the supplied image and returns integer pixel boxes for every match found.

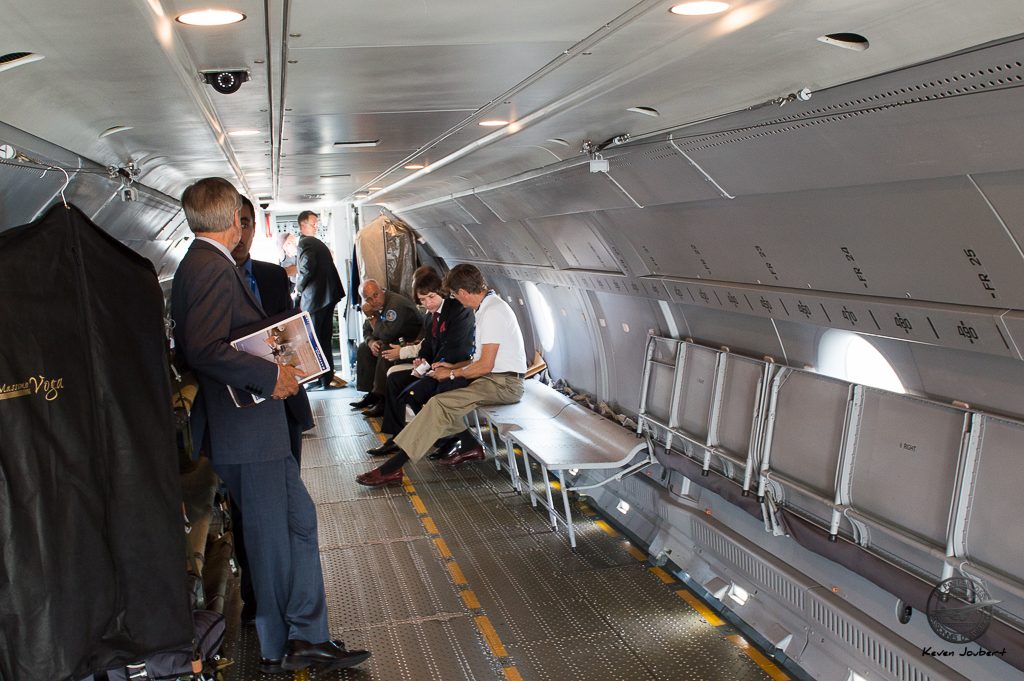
[668,135,734,200]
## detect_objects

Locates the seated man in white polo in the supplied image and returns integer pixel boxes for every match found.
[356,263,526,486]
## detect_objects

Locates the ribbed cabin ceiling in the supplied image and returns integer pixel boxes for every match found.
[0,1,1021,205]
[398,37,1024,371]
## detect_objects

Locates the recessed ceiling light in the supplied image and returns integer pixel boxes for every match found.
[669,2,730,16]
[627,106,660,117]
[176,9,246,26]
[404,164,425,170]
[479,119,509,127]
[368,186,383,191]
[333,139,380,148]
[99,125,133,139]
[817,33,870,51]
[228,129,261,136]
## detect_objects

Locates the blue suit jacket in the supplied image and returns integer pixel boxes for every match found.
[171,240,290,464]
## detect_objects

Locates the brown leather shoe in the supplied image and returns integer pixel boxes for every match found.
[356,466,404,486]
[436,444,485,467]
[282,639,371,671]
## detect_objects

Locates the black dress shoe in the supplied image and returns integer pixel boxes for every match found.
[258,657,287,675]
[427,440,461,461]
[282,639,371,671]
[367,438,400,456]
[350,394,375,409]
[363,401,385,417]
[437,444,486,467]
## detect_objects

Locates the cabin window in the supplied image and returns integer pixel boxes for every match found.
[816,329,905,393]
[523,281,556,351]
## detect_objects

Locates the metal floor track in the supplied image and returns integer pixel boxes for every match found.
[225,388,796,681]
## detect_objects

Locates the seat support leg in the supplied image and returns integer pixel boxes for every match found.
[542,463,558,529]
[557,468,576,549]
[505,439,520,493]
[523,448,537,507]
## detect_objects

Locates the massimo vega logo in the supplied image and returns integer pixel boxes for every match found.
[0,375,65,402]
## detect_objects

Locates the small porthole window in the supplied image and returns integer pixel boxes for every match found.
[816,329,904,393]
[522,282,556,352]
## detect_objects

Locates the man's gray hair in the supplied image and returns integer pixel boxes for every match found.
[181,177,241,234]
[360,279,381,296]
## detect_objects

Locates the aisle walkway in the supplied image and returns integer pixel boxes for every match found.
[228,388,795,681]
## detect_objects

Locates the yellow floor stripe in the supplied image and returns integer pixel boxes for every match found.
[626,545,647,561]
[649,566,675,584]
[727,635,790,681]
[503,667,524,681]
[433,537,453,559]
[676,589,725,626]
[475,615,508,657]
[447,561,468,585]
[461,590,481,609]
[594,519,618,537]
[375,413,522,679]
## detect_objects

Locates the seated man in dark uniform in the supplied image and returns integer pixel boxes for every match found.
[351,279,423,412]
[368,268,475,456]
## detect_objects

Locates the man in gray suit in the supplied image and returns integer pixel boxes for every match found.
[171,178,369,674]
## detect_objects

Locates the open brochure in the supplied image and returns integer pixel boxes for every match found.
[227,310,330,407]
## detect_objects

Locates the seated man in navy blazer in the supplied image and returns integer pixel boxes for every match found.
[171,177,369,674]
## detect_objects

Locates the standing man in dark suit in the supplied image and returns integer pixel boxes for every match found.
[233,197,314,465]
[171,178,369,673]
[229,197,318,625]
[295,210,344,389]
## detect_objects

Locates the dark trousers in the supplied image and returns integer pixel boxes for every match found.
[215,456,329,659]
[234,409,304,625]
[310,306,336,388]
[355,341,376,392]
[381,372,469,436]
[381,369,417,435]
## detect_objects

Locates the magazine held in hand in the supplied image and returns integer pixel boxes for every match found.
[228,310,330,407]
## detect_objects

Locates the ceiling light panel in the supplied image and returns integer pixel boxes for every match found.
[176,9,246,26]
[669,2,730,16]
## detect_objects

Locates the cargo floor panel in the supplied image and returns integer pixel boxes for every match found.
[226,388,787,681]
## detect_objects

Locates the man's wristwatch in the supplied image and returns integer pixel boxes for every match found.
[449,369,455,381]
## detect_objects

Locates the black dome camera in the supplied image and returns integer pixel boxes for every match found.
[259,202,270,210]
[201,70,250,94]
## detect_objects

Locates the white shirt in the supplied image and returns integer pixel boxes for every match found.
[196,236,235,264]
[474,291,527,374]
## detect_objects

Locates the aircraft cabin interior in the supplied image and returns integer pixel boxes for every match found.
[2,2,1024,681]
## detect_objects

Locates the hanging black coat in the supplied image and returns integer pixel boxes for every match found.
[0,204,192,681]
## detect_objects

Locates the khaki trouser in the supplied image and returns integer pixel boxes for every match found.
[394,374,524,461]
